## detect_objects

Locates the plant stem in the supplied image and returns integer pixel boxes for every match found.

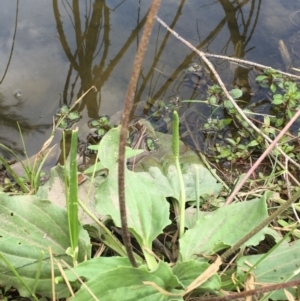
[67,129,79,265]
[172,111,186,238]
[142,247,158,271]
[118,0,161,268]
[176,159,186,238]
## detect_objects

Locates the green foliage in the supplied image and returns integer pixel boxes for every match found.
[1,66,300,301]
[65,129,80,265]
[0,126,57,193]
[180,196,268,261]
[69,261,184,301]
[1,124,299,300]
[94,127,171,270]
[0,194,90,298]
[189,70,300,167]
[237,239,300,300]
[55,105,81,129]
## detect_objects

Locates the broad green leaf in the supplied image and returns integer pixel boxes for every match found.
[68,111,80,120]
[217,147,232,158]
[95,127,171,249]
[259,82,270,89]
[83,161,105,174]
[173,261,221,292]
[135,133,222,203]
[63,257,132,282]
[71,261,184,301]
[275,118,283,127]
[237,240,300,300]
[37,164,102,225]
[0,194,90,298]
[181,157,222,202]
[179,195,268,261]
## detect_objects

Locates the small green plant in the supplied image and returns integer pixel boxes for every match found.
[0,124,54,193]
[55,104,81,129]
[63,129,80,266]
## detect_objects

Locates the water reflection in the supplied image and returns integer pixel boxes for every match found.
[0,94,49,157]
[218,0,262,103]
[0,0,294,157]
[53,0,149,119]
[0,0,50,157]
[133,0,263,117]
[0,1,19,85]
[52,0,262,117]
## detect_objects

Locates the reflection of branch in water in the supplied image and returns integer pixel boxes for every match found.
[53,0,267,121]
[53,0,107,117]
[218,0,261,91]
[146,0,300,110]
[53,0,152,119]
[110,0,129,12]
[155,15,300,172]
[0,0,19,84]
[135,0,187,103]
[135,0,259,107]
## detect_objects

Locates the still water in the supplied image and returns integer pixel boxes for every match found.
[0,0,299,158]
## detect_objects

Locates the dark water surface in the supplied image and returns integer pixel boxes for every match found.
[0,0,299,158]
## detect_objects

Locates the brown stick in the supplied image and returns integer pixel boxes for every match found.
[118,0,161,268]
[198,278,300,301]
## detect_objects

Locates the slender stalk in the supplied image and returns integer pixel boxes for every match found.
[48,247,55,301]
[172,111,186,238]
[67,129,79,265]
[0,0,19,84]
[118,0,161,268]
[204,53,300,80]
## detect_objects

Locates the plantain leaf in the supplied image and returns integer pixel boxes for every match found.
[237,239,300,300]
[0,194,90,298]
[179,194,269,261]
[94,127,171,249]
[71,261,183,301]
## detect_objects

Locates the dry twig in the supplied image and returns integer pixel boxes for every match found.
[118,0,161,268]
